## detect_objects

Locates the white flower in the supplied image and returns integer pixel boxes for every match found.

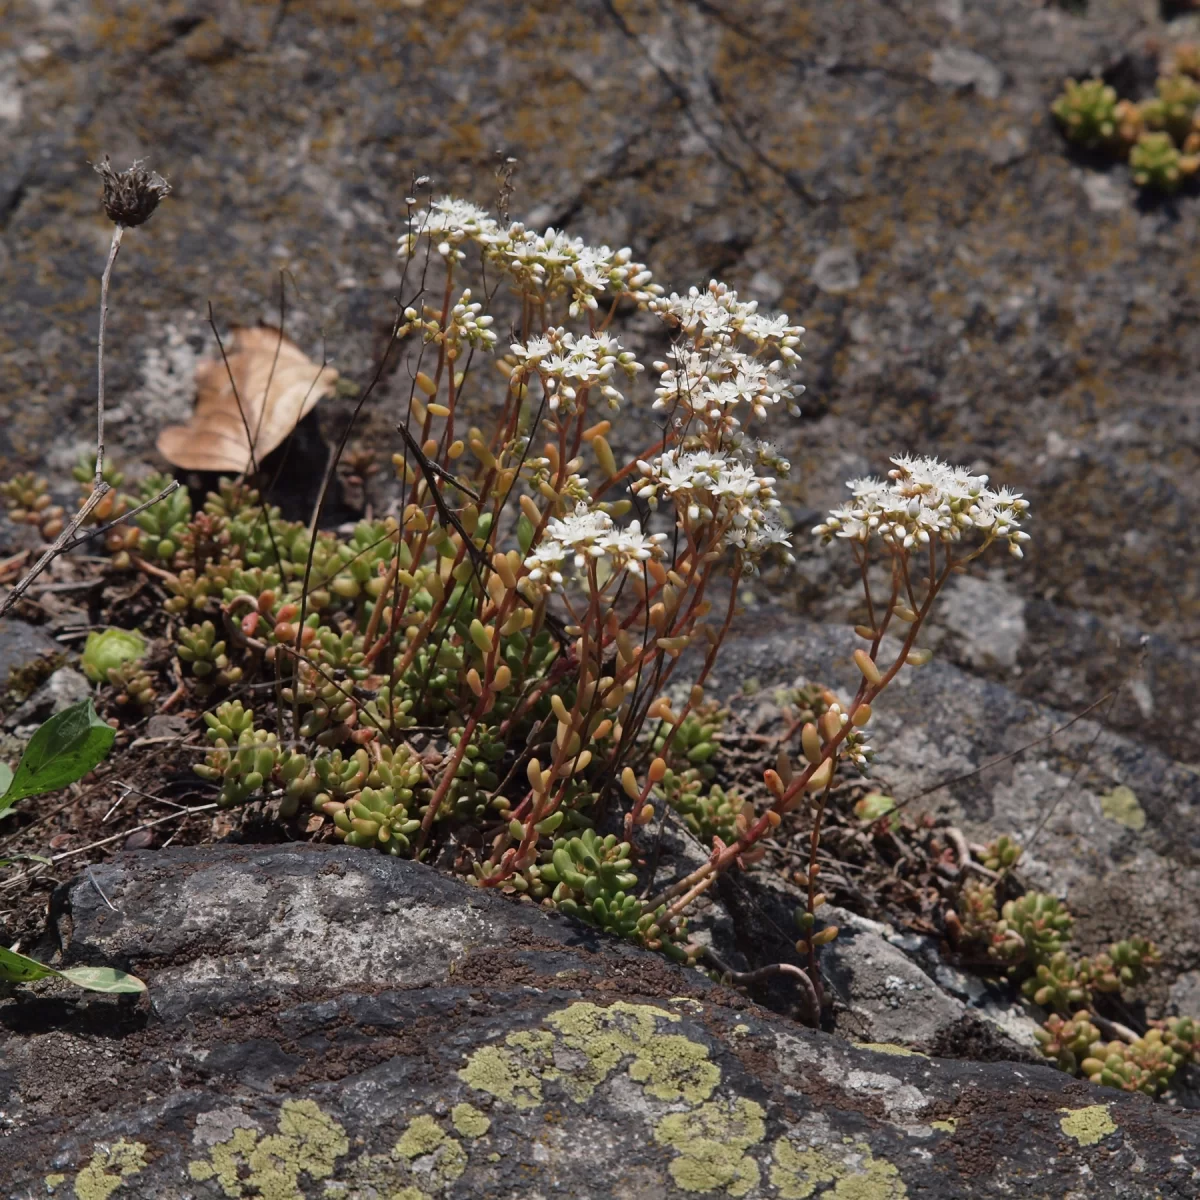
[813,456,1030,557]
[529,505,667,590]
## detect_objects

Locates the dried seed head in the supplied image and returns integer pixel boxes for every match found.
[94,156,171,227]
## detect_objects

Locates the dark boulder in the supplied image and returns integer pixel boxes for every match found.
[1,844,1196,1198]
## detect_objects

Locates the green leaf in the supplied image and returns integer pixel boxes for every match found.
[57,966,147,994]
[0,761,11,798]
[854,792,897,823]
[0,699,115,818]
[0,944,59,983]
[0,852,51,868]
[0,945,146,993]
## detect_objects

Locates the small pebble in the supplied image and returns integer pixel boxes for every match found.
[124,828,155,850]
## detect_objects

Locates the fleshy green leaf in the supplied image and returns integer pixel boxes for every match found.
[57,966,147,994]
[0,945,146,993]
[0,699,116,818]
[0,944,59,983]
[0,762,12,797]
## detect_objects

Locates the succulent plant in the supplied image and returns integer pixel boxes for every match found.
[361,682,415,737]
[331,784,422,854]
[1035,1011,1101,1073]
[979,834,1022,873]
[1,472,66,540]
[667,777,747,845]
[132,472,192,563]
[195,702,280,808]
[1165,43,1200,80]
[1051,78,1120,150]
[957,879,999,945]
[989,892,1074,970]
[175,620,243,694]
[1021,949,1092,1012]
[440,724,505,822]
[1089,937,1161,992]
[311,747,372,809]
[1113,98,1145,149]
[105,660,157,714]
[82,628,146,684]
[164,564,234,615]
[1142,74,1200,143]
[1149,1016,1200,1064]
[528,828,694,962]
[1081,1030,1183,1096]
[1130,131,1198,193]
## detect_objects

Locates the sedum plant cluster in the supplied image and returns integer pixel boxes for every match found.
[950,836,1199,1097]
[4,195,1032,1005]
[1051,45,1200,193]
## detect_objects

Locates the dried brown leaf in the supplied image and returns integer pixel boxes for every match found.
[156,327,337,472]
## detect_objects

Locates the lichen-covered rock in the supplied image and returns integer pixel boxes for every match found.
[0,844,1197,1197]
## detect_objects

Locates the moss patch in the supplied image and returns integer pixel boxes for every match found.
[1059,1104,1117,1147]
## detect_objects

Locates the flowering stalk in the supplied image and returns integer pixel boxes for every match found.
[644,457,1031,994]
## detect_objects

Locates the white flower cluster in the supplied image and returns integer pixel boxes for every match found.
[503,227,660,317]
[812,455,1031,558]
[633,448,792,560]
[524,504,667,591]
[401,197,662,316]
[510,328,643,412]
[649,281,805,430]
[402,288,496,353]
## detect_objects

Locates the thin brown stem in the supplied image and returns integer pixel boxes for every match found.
[94,226,124,488]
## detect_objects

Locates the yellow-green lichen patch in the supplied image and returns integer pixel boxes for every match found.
[395,1115,445,1159]
[545,1000,722,1103]
[1100,786,1146,832]
[770,1138,908,1199]
[930,1119,956,1133]
[853,1043,927,1058]
[73,1140,148,1200]
[459,1001,723,1111]
[653,1097,766,1196]
[187,1099,348,1199]
[393,1116,466,1188]
[1059,1104,1117,1147]
[451,1103,491,1139]
[44,1176,66,1193]
[458,1042,545,1109]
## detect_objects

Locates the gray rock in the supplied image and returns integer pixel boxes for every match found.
[702,614,1200,1011]
[1,844,1196,1198]
[7,666,90,729]
[927,46,1004,100]
[0,619,58,684]
[810,246,861,295]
